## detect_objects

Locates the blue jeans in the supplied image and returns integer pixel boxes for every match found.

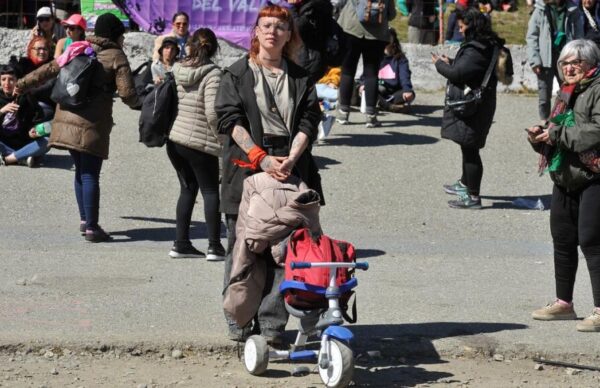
[0,138,49,160]
[316,84,338,102]
[69,150,103,230]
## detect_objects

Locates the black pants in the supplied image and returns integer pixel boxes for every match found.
[551,182,600,307]
[338,33,386,115]
[166,141,221,248]
[223,214,289,337]
[460,146,483,196]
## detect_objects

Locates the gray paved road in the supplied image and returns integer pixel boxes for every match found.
[1,93,596,361]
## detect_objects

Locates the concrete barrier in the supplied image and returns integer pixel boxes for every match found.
[0,27,537,92]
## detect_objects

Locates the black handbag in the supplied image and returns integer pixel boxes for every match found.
[445,46,499,119]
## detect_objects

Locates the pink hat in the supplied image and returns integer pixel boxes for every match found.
[62,14,87,31]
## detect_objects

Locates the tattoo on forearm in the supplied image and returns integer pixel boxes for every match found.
[232,125,256,153]
[288,132,309,162]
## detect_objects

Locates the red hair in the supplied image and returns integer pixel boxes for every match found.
[27,36,52,65]
[249,4,300,63]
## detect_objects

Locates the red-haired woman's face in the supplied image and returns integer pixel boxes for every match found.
[255,16,291,54]
[30,41,50,63]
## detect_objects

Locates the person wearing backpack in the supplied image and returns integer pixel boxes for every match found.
[215,4,323,346]
[16,13,140,242]
[335,0,396,128]
[433,8,505,209]
[166,28,225,261]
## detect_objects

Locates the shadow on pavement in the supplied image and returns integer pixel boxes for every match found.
[313,154,341,170]
[355,249,386,258]
[323,131,438,147]
[111,216,212,242]
[481,194,552,210]
[351,322,526,386]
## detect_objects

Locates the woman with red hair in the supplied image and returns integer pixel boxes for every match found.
[215,4,323,345]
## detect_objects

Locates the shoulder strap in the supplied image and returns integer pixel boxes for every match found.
[481,46,500,90]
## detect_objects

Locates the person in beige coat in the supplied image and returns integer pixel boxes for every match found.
[17,13,140,243]
[166,28,225,260]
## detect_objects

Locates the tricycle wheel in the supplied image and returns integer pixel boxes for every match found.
[318,339,354,388]
[243,335,269,375]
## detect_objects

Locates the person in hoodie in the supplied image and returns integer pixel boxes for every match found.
[377,28,415,112]
[526,0,583,124]
[166,28,225,261]
[17,13,140,243]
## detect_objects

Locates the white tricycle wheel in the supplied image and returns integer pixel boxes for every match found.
[318,339,354,388]
[243,335,269,375]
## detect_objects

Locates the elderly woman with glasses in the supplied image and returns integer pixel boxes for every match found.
[215,4,323,346]
[527,39,600,333]
[152,12,190,61]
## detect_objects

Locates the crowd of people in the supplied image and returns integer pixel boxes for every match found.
[1,0,599,349]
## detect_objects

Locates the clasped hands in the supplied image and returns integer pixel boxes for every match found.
[526,125,552,144]
[260,155,295,182]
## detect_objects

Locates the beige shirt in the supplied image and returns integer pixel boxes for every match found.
[249,60,292,137]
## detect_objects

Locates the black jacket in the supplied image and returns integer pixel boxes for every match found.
[407,0,436,29]
[436,39,498,149]
[214,57,323,214]
[0,91,41,150]
[292,0,336,83]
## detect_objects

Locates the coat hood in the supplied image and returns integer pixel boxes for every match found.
[86,35,122,52]
[172,61,219,87]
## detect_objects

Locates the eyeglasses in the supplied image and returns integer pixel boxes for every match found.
[37,17,51,22]
[257,22,289,33]
[559,59,585,68]
[32,47,49,52]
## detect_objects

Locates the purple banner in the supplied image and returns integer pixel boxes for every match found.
[113,0,290,48]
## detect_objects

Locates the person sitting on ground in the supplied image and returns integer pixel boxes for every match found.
[0,65,49,167]
[29,6,66,51]
[377,28,415,113]
[152,12,190,61]
[527,39,600,333]
[10,36,56,128]
[316,66,341,109]
[55,14,87,58]
[151,37,180,84]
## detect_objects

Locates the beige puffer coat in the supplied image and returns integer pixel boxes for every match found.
[168,62,223,157]
[223,173,322,327]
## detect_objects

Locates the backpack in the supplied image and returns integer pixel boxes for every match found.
[50,54,100,109]
[356,0,388,25]
[131,60,154,100]
[283,228,357,321]
[138,72,178,147]
[495,46,514,86]
[324,20,346,67]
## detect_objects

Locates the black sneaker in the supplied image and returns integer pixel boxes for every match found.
[365,114,381,128]
[85,226,112,243]
[79,222,86,235]
[206,244,226,262]
[448,193,482,209]
[169,244,205,259]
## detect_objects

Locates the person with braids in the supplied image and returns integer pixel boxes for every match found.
[214,4,323,345]
[433,8,505,209]
[166,28,225,260]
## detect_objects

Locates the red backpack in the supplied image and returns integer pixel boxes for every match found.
[283,228,357,318]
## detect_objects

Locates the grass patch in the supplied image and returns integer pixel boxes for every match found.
[390,0,530,45]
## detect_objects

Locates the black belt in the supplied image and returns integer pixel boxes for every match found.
[262,136,289,157]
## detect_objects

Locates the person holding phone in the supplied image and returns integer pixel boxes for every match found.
[527,39,600,332]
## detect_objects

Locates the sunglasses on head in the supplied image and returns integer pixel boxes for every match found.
[37,17,51,22]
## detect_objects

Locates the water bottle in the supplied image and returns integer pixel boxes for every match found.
[35,122,52,136]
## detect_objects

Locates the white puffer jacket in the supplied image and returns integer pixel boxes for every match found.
[168,61,223,156]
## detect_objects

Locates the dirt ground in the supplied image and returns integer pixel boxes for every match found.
[1,347,600,388]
